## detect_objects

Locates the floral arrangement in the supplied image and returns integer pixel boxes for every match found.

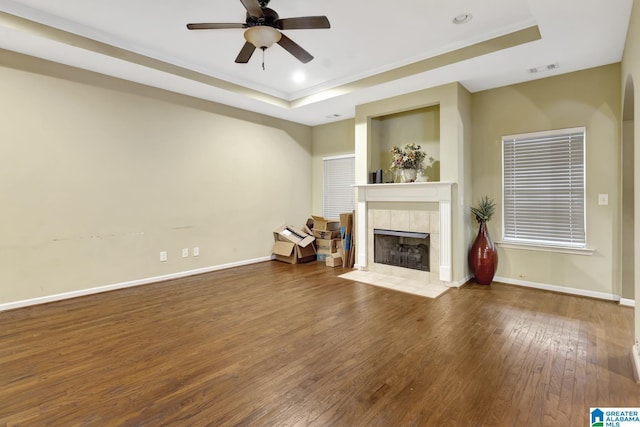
[390,143,427,170]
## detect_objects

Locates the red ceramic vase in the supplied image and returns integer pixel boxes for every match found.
[468,220,498,285]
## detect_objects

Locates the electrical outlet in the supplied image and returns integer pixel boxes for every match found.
[182,248,189,258]
[160,251,167,262]
[193,247,200,257]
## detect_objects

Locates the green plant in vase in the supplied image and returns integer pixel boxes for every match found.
[469,196,498,285]
[470,196,496,223]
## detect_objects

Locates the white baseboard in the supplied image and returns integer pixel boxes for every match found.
[0,256,272,313]
[620,298,636,307]
[632,344,640,383]
[448,275,471,288]
[493,276,620,302]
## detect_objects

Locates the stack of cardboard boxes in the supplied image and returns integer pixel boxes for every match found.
[271,213,355,268]
[311,215,342,267]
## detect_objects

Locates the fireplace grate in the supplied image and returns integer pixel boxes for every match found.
[373,229,429,272]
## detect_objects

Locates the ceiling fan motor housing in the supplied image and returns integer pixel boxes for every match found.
[246,8,279,27]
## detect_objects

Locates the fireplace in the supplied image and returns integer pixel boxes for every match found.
[374,229,429,271]
[354,182,453,284]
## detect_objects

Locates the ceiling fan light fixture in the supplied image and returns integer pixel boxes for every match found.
[244,26,282,49]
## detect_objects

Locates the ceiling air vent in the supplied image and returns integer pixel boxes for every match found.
[528,62,560,74]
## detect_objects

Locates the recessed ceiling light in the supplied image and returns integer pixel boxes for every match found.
[292,71,306,83]
[452,13,472,24]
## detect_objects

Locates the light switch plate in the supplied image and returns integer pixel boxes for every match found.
[598,194,608,205]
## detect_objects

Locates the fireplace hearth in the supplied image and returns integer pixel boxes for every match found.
[374,229,429,272]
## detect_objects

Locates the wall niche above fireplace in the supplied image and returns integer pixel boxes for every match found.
[370,104,441,183]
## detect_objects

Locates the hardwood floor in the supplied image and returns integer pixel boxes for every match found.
[0,261,638,426]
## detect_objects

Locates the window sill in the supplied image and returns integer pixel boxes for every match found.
[495,241,595,256]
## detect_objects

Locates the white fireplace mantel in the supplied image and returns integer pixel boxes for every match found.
[354,182,454,282]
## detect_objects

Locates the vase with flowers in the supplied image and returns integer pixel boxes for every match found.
[390,143,427,183]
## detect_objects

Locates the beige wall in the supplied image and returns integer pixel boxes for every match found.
[0,50,312,305]
[310,119,355,216]
[471,64,621,296]
[622,0,640,350]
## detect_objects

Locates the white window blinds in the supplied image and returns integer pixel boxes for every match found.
[502,127,586,247]
[323,155,355,220]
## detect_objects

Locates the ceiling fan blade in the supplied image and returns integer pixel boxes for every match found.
[239,0,264,18]
[187,23,245,30]
[276,16,330,30]
[277,34,313,63]
[235,42,257,63]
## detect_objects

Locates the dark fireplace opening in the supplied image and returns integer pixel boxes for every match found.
[374,229,430,271]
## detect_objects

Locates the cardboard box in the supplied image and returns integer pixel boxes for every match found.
[272,225,316,264]
[272,240,317,264]
[311,215,340,232]
[295,243,317,263]
[316,238,340,254]
[340,212,354,268]
[303,217,314,235]
[312,229,341,239]
[273,226,315,247]
[325,253,343,267]
[272,241,298,264]
[317,238,339,250]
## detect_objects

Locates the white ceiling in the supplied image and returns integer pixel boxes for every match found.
[0,0,633,126]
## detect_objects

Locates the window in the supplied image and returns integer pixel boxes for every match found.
[502,127,586,248]
[323,155,355,219]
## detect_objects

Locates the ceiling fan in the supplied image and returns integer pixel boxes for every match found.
[186,0,330,65]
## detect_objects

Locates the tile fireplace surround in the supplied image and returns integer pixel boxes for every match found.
[354,182,453,284]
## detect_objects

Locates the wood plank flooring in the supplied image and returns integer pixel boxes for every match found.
[0,261,638,426]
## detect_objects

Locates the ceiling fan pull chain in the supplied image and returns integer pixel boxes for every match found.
[262,47,266,70]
